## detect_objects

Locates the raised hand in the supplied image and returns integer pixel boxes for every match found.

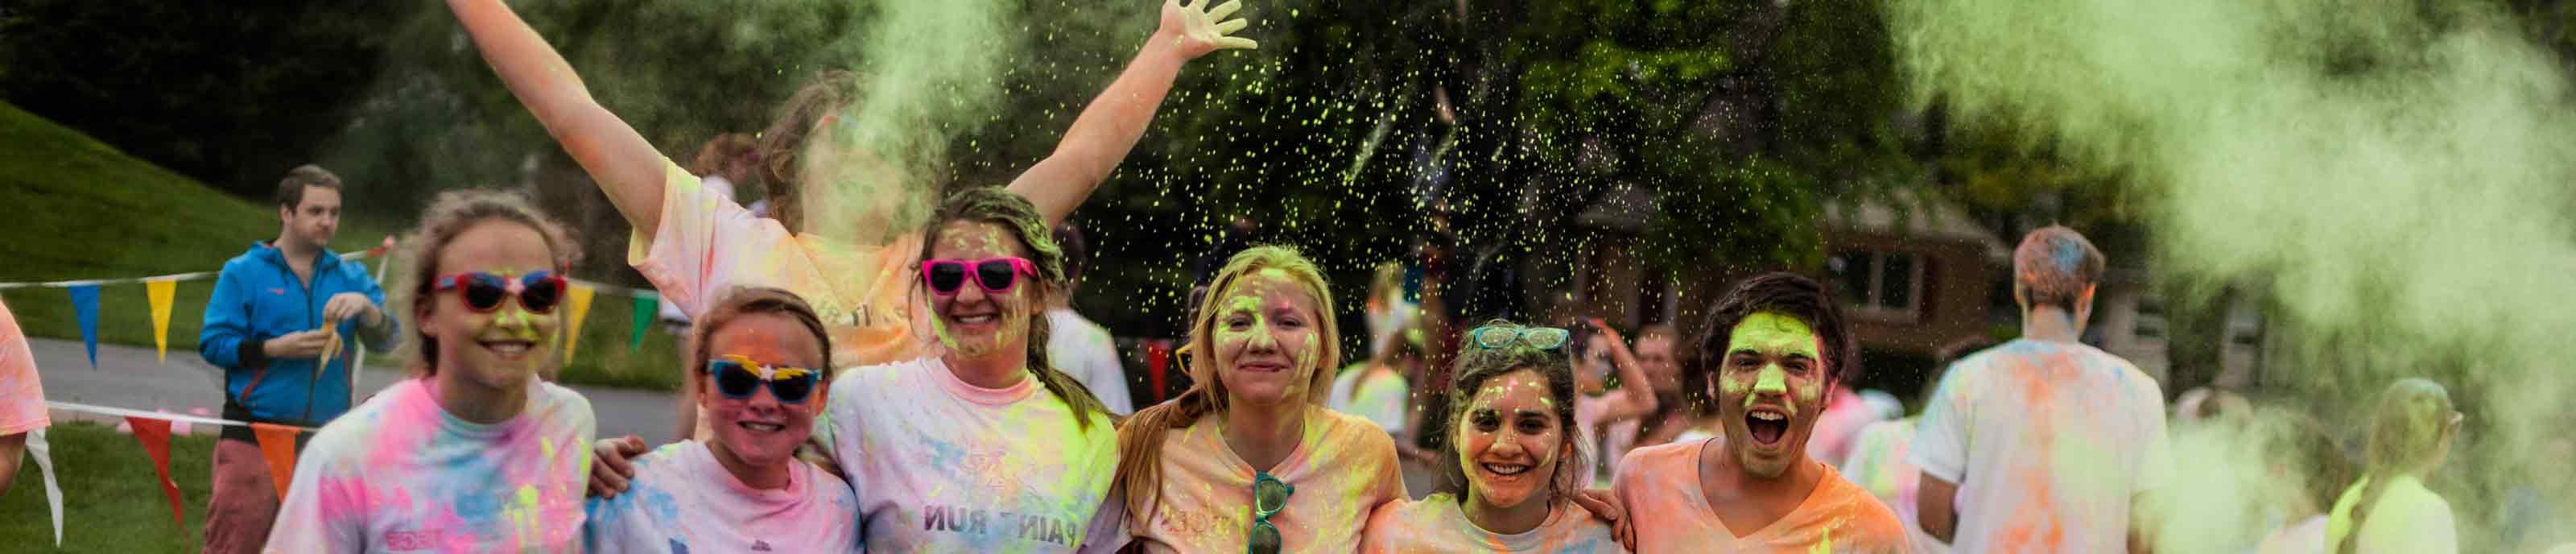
[1162,0,1258,59]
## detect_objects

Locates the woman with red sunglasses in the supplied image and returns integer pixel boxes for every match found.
[267,190,597,552]
[583,287,857,552]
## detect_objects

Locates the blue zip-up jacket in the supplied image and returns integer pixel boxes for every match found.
[198,242,398,427]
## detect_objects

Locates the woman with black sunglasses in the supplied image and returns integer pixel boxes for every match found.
[1113,246,1408,553]
[1360,321,1624,553]
[267,190,597,552]
[582,287,856,552]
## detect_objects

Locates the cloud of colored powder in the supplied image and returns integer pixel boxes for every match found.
[1891,0,2576,549]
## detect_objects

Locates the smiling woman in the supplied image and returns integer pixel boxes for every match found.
[1358,320,1622,553]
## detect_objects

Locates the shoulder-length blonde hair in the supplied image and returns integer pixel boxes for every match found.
[1112,245,1342,522]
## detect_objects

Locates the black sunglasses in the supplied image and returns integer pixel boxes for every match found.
[431,271,567,313]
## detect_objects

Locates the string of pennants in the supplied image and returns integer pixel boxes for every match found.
[0,238,669,372]
[0,237,668,547]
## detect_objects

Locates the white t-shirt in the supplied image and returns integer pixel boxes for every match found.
[1359,494,1621,553]
[828,356,1124,552]
[1328,366,1410,436]
[1044,308,1133,415]
[583,440,859,553]
[1909,338,2173,553]
[266,377,596,552]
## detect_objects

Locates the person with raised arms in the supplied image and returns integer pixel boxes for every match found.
[1612,272,1909,553]
[440,0,1260,440]
[1111,246,1404,553]
[266,190,596,552]
[1360,321,1624,553]
[583,287,857,552]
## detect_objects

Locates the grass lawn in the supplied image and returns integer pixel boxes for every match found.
[0,101,679,391]
[0,421,216,552]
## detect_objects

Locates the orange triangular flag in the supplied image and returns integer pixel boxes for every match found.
[559,283,597,366]
[250,423,301,498]
[123,416,184,526]
[147,279,176,364]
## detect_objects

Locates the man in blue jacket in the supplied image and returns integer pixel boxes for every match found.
[196,165,398,554]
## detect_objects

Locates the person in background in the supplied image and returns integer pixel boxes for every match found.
[1046,221,1135,414]
[0,297,49,498]
[1569,318,1655,487]
[2253,414,2350,554]
[198,164,399,554]
[2324,378,2463,554]
[1913,225,2171,553]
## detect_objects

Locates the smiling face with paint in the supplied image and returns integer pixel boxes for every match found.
[420,220,562,391]
[1456,368,1572,512]
[700,311,828,478]
[1211,268,1323,407]
[924,220,1036,360]
[1717,312,1829,478]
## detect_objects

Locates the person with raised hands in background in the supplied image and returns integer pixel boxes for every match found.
[266,190,595,552]
[1571,318,1657,487]
[1360,320,1624,553]
[199,164,398,554]
[584,287,857,553]
[1613,272,1909,553]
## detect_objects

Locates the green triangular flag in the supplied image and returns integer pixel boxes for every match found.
[631,293,658,351]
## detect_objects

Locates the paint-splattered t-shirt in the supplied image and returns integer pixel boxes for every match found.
[0,299,48,436]
[1358,494,1621,553]
[583,440,858,553]
[1839,418,1951,554]
[1909,338,2172,554]
[1044,308,1133,415]
[1327,366,1410,437]
[1127,406,1407,553]
[2324,474,2456,554]
[1614,439,1910,554]
[631,159,927,371]
[266,377,596,553]
[827,356,1123,553]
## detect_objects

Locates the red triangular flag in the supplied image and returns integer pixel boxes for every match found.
[123,416,184,526]
[250,424,301,499]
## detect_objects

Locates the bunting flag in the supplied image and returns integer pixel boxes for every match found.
[559,283,596,365]
[123,416,184,526]
[28,428,64,547]
[146,279,176,364]
[250,423,301,498]
[630,294,658,351]
[68,284,100,370]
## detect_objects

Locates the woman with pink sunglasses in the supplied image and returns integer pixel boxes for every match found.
[592,188,1123,552]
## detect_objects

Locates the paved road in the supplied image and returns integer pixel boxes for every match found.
[27,337,677,442]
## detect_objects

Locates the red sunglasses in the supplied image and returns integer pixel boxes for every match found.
[431,271,568,313]
[919,257,1036,296]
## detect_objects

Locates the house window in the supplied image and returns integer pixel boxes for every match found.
[1827,250,1924,320]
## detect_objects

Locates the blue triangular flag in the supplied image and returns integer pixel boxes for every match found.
[68,284,99,369]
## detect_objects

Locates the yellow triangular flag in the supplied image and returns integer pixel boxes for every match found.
[147,279,176,364]
[559,283,597,366]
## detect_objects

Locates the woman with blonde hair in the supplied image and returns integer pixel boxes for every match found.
[2325,378,2464,553]
[1112,246,1405,553]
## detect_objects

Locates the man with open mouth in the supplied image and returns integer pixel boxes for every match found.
[1612,272,1909,552]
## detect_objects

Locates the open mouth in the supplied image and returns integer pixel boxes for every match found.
[1745,408,1789,447]
[478,339,538,360]
[952,312,998,325]
[737,421,786,433]
[1479,462,1533,478]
